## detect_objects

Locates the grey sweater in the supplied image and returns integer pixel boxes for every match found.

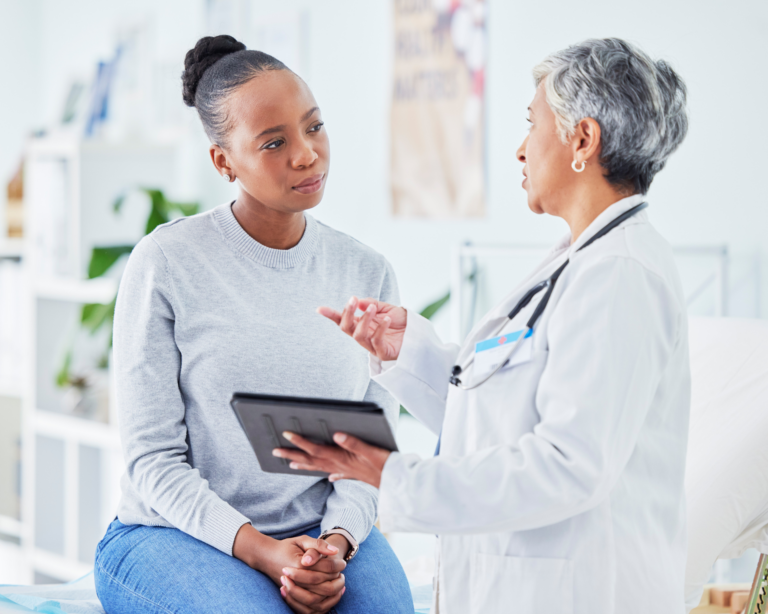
[113,203,400,555]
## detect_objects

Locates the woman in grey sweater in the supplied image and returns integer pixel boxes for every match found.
[93,35,413,614]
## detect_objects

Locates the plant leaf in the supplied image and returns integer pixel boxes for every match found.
[81,298,116,335]
[87,245,134,279]
[168,201,199,217]
[419,291,450,320]
[56,350,73,388]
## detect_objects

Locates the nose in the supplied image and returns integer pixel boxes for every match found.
[291,135,318,169]
[516,135,527,164]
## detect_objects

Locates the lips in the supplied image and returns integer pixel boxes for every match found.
[293,173,325,195]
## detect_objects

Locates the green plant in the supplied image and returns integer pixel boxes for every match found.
[56,188,199,388]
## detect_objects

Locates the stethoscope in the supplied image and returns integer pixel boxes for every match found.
[449,202,648,390]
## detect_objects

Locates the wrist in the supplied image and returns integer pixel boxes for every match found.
[325,533,351,560]
[232,523,274,571]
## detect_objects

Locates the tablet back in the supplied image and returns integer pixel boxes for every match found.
[231,393,399,477]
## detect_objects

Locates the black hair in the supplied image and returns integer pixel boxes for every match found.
[181,35,288,146]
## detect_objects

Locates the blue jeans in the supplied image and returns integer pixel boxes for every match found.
[94,519,413,614]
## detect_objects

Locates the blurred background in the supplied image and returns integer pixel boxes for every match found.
[0,0,765,589]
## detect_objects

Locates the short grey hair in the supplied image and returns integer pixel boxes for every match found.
[533,38,688,195]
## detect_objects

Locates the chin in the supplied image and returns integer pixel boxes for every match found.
[289,189,325,213]
[526,195,545,215]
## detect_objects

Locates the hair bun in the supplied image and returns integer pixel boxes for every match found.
[182,35,246,107]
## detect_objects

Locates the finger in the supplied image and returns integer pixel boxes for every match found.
[283,566,339,585]
[272,448,312,464]
[305,556,347,575]
[333,432,375,456]
[356,297,382,313]
[280,431,332,462]
[302,548,324,567]
[293,574,345,596]
[351,303,377,354]
[285,590,344,614]
[339,296,359,335]
[370,315,391,357]
[281,588,314,614]
[294,535,339,558]
[282,575,325,607]
[316,306,342,325]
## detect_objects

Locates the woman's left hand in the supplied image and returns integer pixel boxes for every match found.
[273,432,391,488]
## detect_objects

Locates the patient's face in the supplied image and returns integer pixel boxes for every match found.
[219,70,330,214]
[516,81,574,216]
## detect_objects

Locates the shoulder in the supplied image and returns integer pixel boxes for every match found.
[571,214,681,292]
[147,206,220,252]
[313,217,393,273]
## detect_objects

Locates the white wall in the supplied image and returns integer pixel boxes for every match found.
[2,0,766,325]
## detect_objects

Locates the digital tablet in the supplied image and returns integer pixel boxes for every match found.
[231,392,399,477]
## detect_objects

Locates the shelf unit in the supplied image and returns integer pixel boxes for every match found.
[1,133,178,583]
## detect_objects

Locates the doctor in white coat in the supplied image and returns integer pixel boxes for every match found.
[275,38,692,614]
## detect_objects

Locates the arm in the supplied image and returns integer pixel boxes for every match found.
[114,236,249,554]
[371,311,459,435]
[320,260,401,544]
[377,257,682,534]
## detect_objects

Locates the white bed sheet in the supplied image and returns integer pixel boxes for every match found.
[684,317,768,611]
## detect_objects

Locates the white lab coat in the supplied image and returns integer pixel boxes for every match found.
[373,195,691,614]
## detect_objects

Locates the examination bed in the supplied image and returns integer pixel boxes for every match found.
[2,317,766,614]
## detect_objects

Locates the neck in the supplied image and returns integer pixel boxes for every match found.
[563,181,633,244]
[231,192,306,250]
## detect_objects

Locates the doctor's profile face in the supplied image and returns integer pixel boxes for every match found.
[516,81,576,216]
[215,70,330,215]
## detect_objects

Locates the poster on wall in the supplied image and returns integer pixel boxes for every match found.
[391,0,486,218]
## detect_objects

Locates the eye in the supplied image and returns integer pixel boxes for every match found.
[264,139,284,150]
[308,122,324,133]
[526,118,533,130]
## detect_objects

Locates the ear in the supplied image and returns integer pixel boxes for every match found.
[570,117,602,165]
[210,144,234,180]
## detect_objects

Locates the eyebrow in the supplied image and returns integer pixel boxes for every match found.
[254,107,320,140]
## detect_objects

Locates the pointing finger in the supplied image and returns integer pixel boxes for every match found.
[317,306,342,325]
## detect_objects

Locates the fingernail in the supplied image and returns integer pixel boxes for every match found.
[348,296,356,306]
[367,304,375,312]
[280,586,286,597]
[328,545,339,552]
[290,462,299,469]
[342,587,346,595]
[272,450,282,457]
[302,556,312,565]
[383,316,391,323]
[282,567,290,575]
[281,576,287,586]
[282,431,293,441]
[334,433,347,443]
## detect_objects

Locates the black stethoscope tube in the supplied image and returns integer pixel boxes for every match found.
[449,202,649,390]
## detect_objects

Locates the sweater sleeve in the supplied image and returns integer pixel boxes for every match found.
[114,235,250,555]
[320,258,402,544]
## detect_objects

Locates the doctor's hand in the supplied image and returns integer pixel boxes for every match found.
[317,296,407,361]
[274,431,390,489]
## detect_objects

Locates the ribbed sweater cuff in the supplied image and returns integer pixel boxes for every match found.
[321,507,370,545]
[197,500,251,556]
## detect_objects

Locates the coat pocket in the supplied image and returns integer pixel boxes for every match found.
[469,552,573,614]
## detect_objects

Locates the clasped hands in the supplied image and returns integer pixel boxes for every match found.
[233,523,348,613]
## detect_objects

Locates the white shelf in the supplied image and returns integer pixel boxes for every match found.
[0,385,23,398]
[0,238,24,258]
[0,515,22,538]
[34,277,117,304]
[34,409,121,450]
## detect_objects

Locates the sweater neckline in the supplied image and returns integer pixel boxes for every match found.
[213,202,319,269]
